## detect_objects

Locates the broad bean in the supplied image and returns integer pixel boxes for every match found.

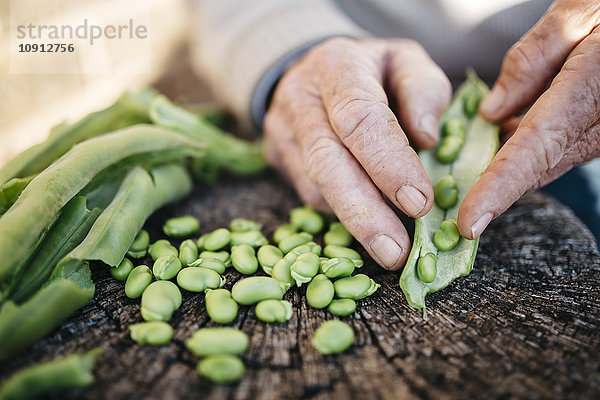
[256,245,283,275]
[327,299,356,316]
[230,244,259,275]
[127,229,149,258]
[197,355,245,383]
[230,230,268,247]
[124,265,152,299]
[205,289,238,324]
[255,299,293,323]
[140,280,182,321]
[186,327,248,356]
[323,222,352,247]
[199,250,231,267]
[290,206,324,234]
[129,321,173,345]
[323,245,363,268]
[163,215,200,238]
[434,175,458,209]
[417,253,437,283]
[179,239,198,266]
[278,232,312,254]
[153,255,182,280]
[320,257,354,279]
[311,320,354,354]
[229,218,262,232]
[272,223,297,244]
[148,240,178,261]
[231,277,286,305]
[333,274,380,300]
[176,267,224,292]
[436,135,464,163]
[203,228,231,251]
[306,274,334,309]
[433,219,460,251]
[442,118,466,140]
[111,258,134,281]
[190,257,226,274]
[290,252,320,286]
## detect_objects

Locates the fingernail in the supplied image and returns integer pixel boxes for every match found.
[471,212,493,239]
[396,185,426,216]
[480,86,505,117]
[419,114,438,142]
[369,235,403,269]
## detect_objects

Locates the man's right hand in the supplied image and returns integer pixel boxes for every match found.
[263,37,452,270]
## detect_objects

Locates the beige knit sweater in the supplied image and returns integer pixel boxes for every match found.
[190,0,551,129]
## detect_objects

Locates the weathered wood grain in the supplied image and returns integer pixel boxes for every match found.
[1,172,598,400]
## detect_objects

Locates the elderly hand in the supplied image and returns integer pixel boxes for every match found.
[263,38,451,270]
[459,0,600,239]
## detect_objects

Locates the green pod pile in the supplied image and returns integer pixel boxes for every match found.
[400,72,499,314]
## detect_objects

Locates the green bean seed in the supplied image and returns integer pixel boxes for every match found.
[230,230,269,247]
[153,255,182,280]
[231,277,286,305]
[320,257,355,278]
[190,257,226,274]
[463,90,481,116]
[417,253,437,283]
[290,252,320,286]
[199,250,231,267]
[129,321,173,345]
[289,241,322,257]
[311,320,354,354]
[163,215,200,238]
[127,229,149,258]
[255,299,293,323]
[148,239,178,261]
[323,222,353,247]
[204,228,231,251]
[271,253,297,288]
[323,245,363,268]
[434,175,459,209]
[333,274,380,300]
[229,218,262,232]
[436,135,464,163]
[442,118,466,140]
[231,244,259,275]
[205,289,238,324]
[279,232,313,254]
[197,355,245,383]
[179,239,198,266]
[177,267,225,292]
[111,258,134,281]
[290,206,324,234]
[257,245,283,275]
[186,327,249,356]
[327,299,356,316]
[124,265,152,299]
[306,274,334,309]
[272,223,297,244]
[140,280,182,321]
[433,219,460,251]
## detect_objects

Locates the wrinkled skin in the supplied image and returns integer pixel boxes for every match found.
[264,0,600,270]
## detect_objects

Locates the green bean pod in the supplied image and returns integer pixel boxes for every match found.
[140,280,182,321]
[333,274,380,300]
[255,299,293,323]
[0,175,35,216]
[176,267,225,292]
[256,245,284,275]
[306,274,334,309]
[127,229,150,258]
[400,72,499,314]
[129,321,173,346]
[185,327,249,356]
[125,265,152,299]
[179,239,199,266]
[205,289,238,324]
[0,347,102,399]
[230,244,259,275]
[231,277,286,305]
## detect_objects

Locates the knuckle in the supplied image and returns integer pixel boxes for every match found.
[503,40,551,84]
[303,136,344,185]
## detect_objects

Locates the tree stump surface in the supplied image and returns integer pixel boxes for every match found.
[1,173,599,400]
